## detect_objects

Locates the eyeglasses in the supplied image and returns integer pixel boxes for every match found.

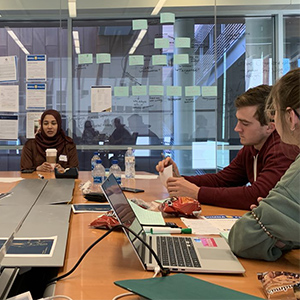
[293,108,300,120]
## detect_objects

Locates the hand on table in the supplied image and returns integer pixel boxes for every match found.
[36,162,54,172]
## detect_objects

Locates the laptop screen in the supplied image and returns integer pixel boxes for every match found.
[101,174,148,267]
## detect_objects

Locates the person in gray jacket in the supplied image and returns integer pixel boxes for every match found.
[228,68,300,261]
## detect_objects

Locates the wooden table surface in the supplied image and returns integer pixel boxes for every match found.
[0,171,299,300]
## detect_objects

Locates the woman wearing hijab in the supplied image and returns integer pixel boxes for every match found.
[21,109,79,172]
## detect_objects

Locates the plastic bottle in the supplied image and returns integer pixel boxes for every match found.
[125,147,135,179]
[91,159,105,192]
[109,159,122,185]
[91,151,100,171]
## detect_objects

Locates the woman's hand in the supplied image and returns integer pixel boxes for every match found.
[250,197,263,210]
[55,163,65,173]
[36,162,54,172]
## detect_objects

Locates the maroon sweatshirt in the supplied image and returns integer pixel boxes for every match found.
[184,131,298,210]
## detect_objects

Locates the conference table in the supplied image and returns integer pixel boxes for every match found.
[0,171,299,299]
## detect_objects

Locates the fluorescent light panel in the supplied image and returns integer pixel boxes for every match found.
[72,30,80,54]
[68,0,77,18]
[5,27,30,55]
[129,29,147,55]
[151,0,167,15]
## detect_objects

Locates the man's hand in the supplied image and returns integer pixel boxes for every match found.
[156,157,180,177]
[166,177,200,200]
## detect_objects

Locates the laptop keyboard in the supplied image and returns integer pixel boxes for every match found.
[156,236,201,268]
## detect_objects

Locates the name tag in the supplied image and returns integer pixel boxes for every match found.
[59,154,68,162]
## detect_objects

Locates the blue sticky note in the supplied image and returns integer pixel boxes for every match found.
[132,85,147,96]
[175,37,191,48]
[185,86,201,97]
[167,86,182,97]
[78,53,93,64]
[132,20,148,30]
[129,55,144,66]
[96,53,111,64]
[154,38,170,49]
[149,85,164,96]
[174,54,189,65]
[152,55,167,66]
[160,13,175,24]
[114,86,129,97]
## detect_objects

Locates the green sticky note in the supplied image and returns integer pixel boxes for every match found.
[96,53,111,64]
[114,86,129,97]
[149,85,164,96]
[132,85,147,96]
[132,19,148,30]
[154,38,170,49]
[174,54,189,65]
[202,86,218,97]
[129,55,144,66]
[185,86,201,97]
[175,37,191,48]
[160,12,175,24]
[167,86,182,97]
[78,53,93,64]
[152,55,167,66]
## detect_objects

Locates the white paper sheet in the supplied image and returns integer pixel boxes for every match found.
[159,165,172,187]
[0,56,17,82]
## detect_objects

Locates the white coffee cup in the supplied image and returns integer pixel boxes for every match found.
[45,148,57,170]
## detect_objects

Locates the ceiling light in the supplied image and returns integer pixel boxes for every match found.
[68,0,77,18]
[72,31,80,54]
[151,0,167,16]
[129,29,147,55]
[5,27,30,55]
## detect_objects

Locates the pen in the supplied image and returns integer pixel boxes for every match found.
[38,174,44,179]
[144,226,192,234]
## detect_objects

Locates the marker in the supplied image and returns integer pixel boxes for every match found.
[38,174,44,179]
[145,227,192,234]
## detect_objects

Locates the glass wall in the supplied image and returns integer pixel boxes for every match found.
[0,8,299,173]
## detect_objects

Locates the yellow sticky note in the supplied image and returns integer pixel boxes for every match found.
[96,53,111,64]
[167,86,182,97]
[174,54,189,65]
[132,85,147,96]
[185,86,201,97]
[149,85,164,96]
[129,55,144,66]
[175,37,191,48]
[160,13,175,24]
[202,86,218,97]
[114,86,129,97]
[152,55,167,66]
[132,19,148,30]
[78,53,93,64]
[154,38,170,49]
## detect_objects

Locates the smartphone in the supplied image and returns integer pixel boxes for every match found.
[121,187,145,193]
[21,169,35,173]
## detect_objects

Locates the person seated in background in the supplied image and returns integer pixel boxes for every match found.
[229,68,300,261]
[156,84,299,210]
[82,120,100,145]
[21,109,79,172]
[109,117,132,145]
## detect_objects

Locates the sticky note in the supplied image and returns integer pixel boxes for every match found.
[160,13,175,24]
[174,54,189,65]
[185,86,201,97]
[149,85,164,96]
[96,53,111,64]
[129,55,144,66]
[132,85,147,96]
[114,86,129,97]
[152,55,167,66]
[78,53,93,64]
[132,20,148,30]
[154,38,170,49]
[202,86,218,97]
[175,37,191,48]
[167,86,182,97]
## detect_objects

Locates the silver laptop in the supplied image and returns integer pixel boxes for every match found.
[101,174,245,274]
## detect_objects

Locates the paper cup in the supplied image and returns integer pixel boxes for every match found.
[46,148,57,170]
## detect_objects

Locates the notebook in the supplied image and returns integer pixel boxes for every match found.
[101,174,245,274]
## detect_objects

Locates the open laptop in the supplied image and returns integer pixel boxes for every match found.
[101,174,245,274]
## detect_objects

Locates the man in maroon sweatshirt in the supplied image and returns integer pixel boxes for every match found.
[156,85,299,210]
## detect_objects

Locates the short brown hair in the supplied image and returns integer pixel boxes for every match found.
[235,84,272,126]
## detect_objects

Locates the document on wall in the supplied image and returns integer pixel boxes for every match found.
[91,85,112,112]
[26,54,47,81]
[0,115,18,140]
[26,112,43,138]
[0,85,19,112]
[0,55,17,82]
[26,83,46,110]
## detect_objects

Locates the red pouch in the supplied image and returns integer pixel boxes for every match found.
[89,211,120,229]
[160,196,201,217]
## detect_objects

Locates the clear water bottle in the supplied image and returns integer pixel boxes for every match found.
[109,159,122,185]
[91,151,100,171]
[91,159,105,192]
[125,147,135,179]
